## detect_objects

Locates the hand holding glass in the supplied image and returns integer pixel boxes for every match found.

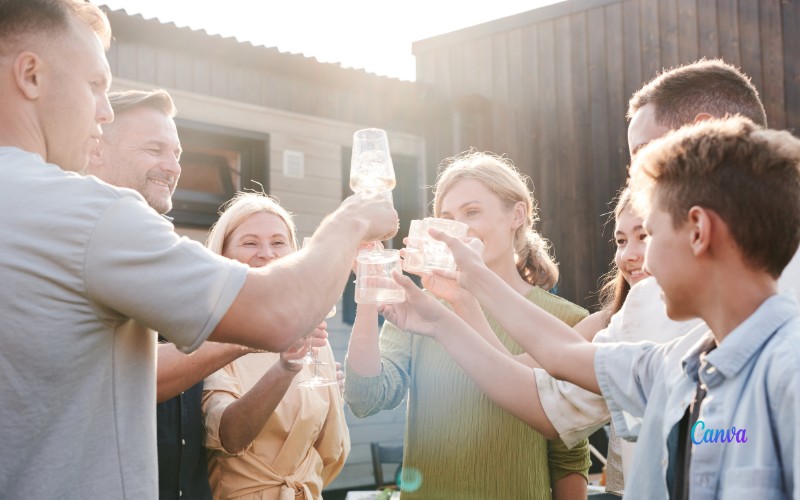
[350,128,396,196]
[354,249,405,305]
[403,218,469,273]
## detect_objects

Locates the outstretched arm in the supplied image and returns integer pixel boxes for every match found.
[379,273,558,437]
[216,325,327,454]
[157,341,252,402]
[428,230,600,394]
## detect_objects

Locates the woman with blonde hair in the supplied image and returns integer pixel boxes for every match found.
[202,192,349,500]
[344,151,591,499]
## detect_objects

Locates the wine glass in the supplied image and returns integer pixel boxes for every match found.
[350,128,396,253]
[350,128,396,196]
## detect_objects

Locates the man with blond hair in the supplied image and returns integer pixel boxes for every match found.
[0,1,397,498]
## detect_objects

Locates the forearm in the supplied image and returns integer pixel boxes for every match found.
[211,209,368,351]
[467,266,600,391]
[451,295,512,356]
[552,472,588,499]
[433,313,558,437]
[218,361,298,454]
[157,342,250,402]
[345,304,382,376]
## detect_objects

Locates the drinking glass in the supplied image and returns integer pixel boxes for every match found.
[422,218,469,271]
[349,128,396,196]
[354,249,405,305]
[402,219,426,273]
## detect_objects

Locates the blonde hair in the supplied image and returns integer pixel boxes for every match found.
[206,192,297,256]
[432,150,559,290]
[108,89,176,118]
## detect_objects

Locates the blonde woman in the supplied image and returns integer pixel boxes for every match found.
[344,151,591,499]
[202,192,349,499]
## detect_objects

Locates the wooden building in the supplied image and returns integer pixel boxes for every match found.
[415,0,800,307]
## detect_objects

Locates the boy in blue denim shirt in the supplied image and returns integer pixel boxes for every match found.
[381,116,800,499]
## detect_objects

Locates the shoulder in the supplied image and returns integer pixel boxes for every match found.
[526,287,589,325]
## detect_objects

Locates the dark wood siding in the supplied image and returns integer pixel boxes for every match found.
[414,0,800,308]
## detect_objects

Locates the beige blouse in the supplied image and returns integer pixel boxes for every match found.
[202,346,350,500]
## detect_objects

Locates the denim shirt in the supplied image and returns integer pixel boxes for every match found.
[156,381,212,500]
[595,292,800,499]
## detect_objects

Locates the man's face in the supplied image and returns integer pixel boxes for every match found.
[90,107,182,214]
[627,103,672,158]
[39,18,114,171]
[642,201,697,320]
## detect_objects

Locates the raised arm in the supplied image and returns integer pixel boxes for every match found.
[214,326,327,454]
[211,193,398,352]
[378,273,558,437]
[157,341,252,402]
[429,230,601,394]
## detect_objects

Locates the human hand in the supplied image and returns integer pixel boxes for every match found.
[428,229,487,292]
[378,271,459,339]
[340,192,399,243]
[280,323,328,372]
[352,241,383,274]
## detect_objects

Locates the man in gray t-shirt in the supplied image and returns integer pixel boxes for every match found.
[0,2,397,498]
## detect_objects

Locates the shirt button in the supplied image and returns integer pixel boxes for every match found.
[179,490,183,497]
[181,439,186,446]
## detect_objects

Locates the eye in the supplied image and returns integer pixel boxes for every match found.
[615,238,627,247]
[466,209,479,217]
[272,240,286,247]
[638,233,648,241]
[242,241,258,247]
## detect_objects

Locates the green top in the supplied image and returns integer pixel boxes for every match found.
[345,287,591,499]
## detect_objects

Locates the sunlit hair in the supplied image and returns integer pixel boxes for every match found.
[630,116,800,278]
[108,89,177,119]
[0,0,111,54]
[628,59,767,128]
[206,192,297,256]
[432,150,559,290]
[598,188,632,317]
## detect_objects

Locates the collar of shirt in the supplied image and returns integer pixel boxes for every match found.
[680,292,798,389]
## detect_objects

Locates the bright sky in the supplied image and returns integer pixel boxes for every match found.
[100,1,564,81]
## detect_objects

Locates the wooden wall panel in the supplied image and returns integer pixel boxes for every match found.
[412,0,797,308]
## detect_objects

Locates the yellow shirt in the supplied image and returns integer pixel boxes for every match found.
[203,347,349,500]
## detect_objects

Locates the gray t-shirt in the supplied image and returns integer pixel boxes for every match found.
[0,147,248,498]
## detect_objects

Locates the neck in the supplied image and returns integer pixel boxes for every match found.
[697,266,777,344]
[487,255,533,295]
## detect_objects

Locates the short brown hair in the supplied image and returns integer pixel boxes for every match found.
[0,0,111,53]
[630,117,800,278]
[628,59,767,128]
[108,89,177,118]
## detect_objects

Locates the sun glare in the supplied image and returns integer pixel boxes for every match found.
[101,0,564,81]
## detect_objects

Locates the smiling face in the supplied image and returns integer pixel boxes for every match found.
[614,207,649,286]
[438,178,522,270]
[222,211,295,268]
[89,106,182,214]
[642,201,698,320]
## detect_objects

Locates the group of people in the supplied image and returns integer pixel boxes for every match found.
[1,1,799,500]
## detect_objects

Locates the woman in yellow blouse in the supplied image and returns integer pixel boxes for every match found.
[202,192,350,500]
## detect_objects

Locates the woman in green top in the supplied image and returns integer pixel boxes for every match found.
[344,151,591,499]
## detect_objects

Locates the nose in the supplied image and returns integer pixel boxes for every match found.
[621,242,641,262]
[162,155,181,178]
[256,245,278,262]
[97,93,114,125]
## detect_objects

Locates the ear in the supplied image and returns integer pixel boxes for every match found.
[14,52,44,100]
[693,112,714,124]
[687,206,712,257]
[511,201,526,229]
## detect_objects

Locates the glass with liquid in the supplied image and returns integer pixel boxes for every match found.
[355,249,405,305]
[349,128,396,196]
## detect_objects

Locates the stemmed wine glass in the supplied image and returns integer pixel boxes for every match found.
[295,237,338,388]
[350,128,396,254]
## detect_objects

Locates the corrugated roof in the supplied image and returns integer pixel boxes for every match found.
[101,5,409,82]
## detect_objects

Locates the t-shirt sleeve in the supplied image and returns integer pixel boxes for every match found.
[594,340,664,440]
[535,368,610,448]
[84,195,248,352]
